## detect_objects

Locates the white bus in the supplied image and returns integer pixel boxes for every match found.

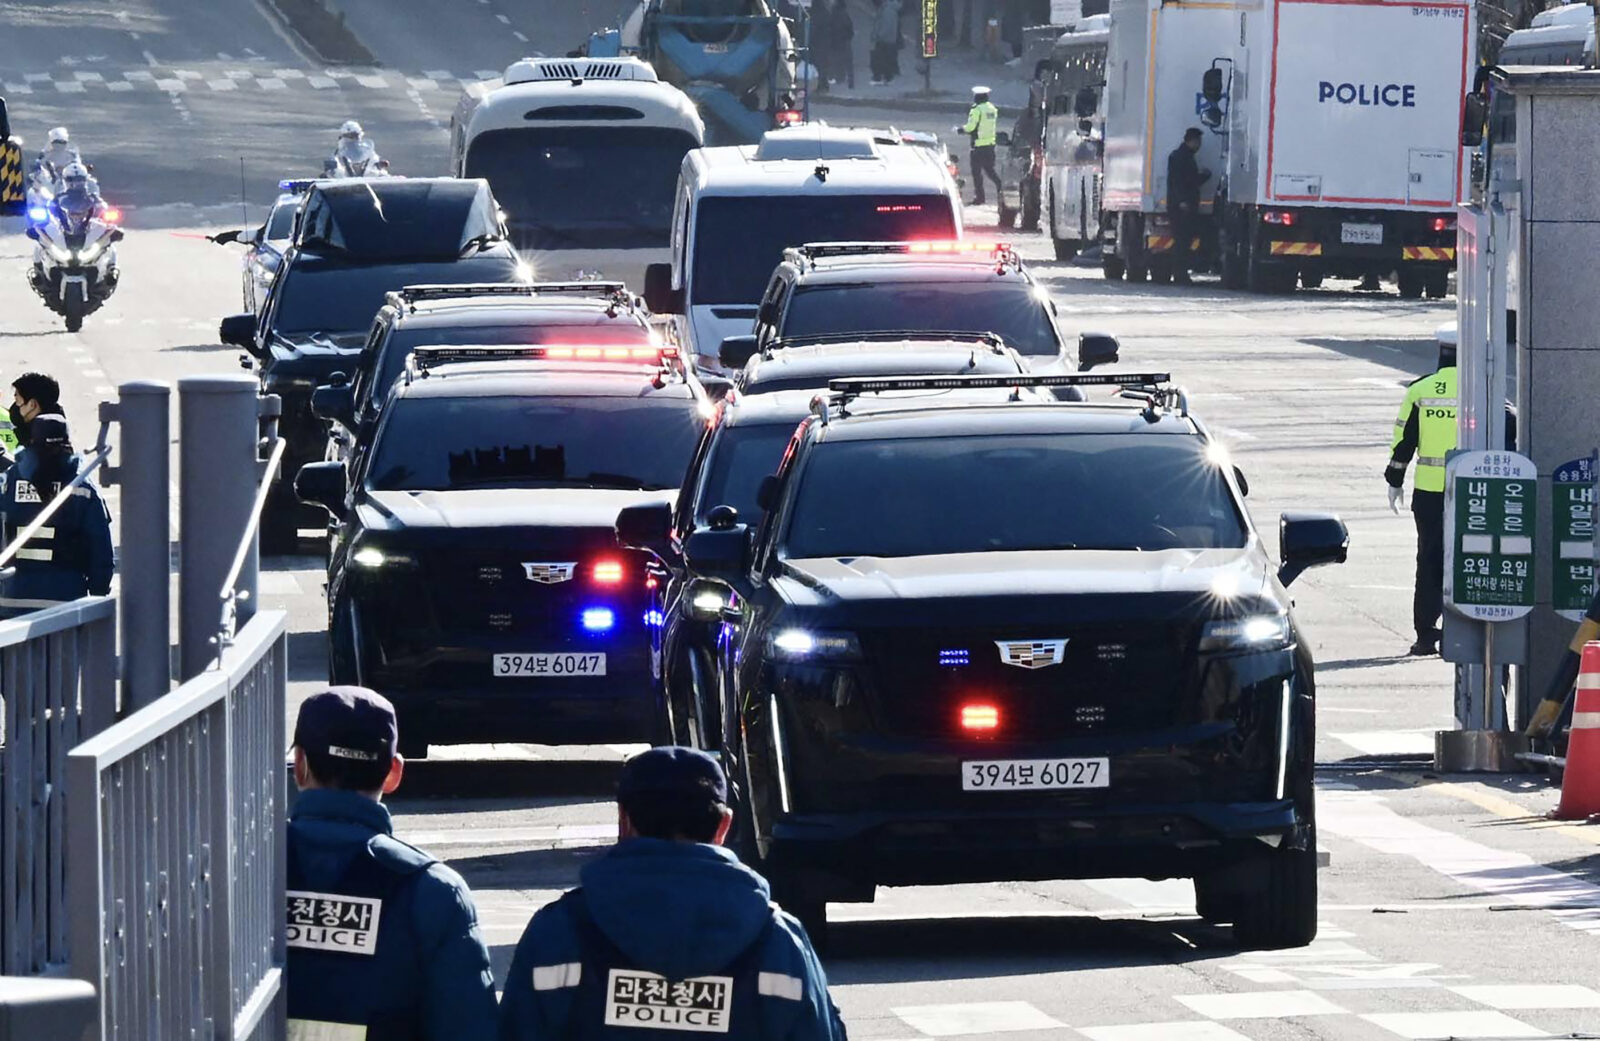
[451,56,705,290]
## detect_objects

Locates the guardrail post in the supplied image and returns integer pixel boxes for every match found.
[103,381,171,712]
[178,376,258,681]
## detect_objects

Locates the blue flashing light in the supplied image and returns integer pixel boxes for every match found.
[26,207,49,223]
[643,609,665,629]
[938,648,970,667]
[581,607,616,632]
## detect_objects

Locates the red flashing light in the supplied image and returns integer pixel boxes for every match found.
[101,207,122,224]
[876,204,925,213]
[537,345,673,363]
[960,703,1001,733]
[906,240,1004,254]
[591,559,625,585]
[774,109,804,126]
[1261,210,1295,226]
[1431,216,1456,232]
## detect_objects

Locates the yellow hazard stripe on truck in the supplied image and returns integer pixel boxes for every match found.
[0,139,24,215]
[1402,246,1455,261]
[1268,241,1322,256]
[1144,236,1201,253]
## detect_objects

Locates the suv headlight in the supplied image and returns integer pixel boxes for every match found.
[350,544,416,569]
[1199,613,1291,653]
[767,628,861,662]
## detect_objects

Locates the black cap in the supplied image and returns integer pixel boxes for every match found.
[618,746,728,805]
[1184,127,1203,141]
[293,686,398,765]
[29,414,68,447]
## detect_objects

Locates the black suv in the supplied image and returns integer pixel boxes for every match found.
[311,282,659,476]
[295,347,711,757]
[642,372,1348,948]
[719,241,1117,373]
[220,178,525,552]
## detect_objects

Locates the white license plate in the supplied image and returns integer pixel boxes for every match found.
[1341,222,1383,245]
[703,42,728,53]
[962,758,1109,791]
[492,653,606,678]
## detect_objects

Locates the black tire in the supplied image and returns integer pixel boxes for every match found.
[1020,179,1041,230]
[769,871,828,953]
[63,288,84,333]
[1424,268,1450,299]
[1149,257,1173,284]
[1193,875,1240,924]
[1053,238,1077,262]
[1232,834,1319,949]
[1102,255,1126,281]
[1125,261,1148,284]
[1300,272,1324,289]
[397,731,429,761]
[997,204,1017,229]
[328,600,360,685]
[1397,267,1425,299]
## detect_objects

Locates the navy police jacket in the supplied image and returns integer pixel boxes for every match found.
[0,450,113,606]
[498,838,846,1040]
[286,788,498,1040]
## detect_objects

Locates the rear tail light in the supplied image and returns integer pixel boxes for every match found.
[960,703,1001,733]
[591,559,625,584]
[774,109,804,126]
[1261,210,1295,226]
[1431,216,1456,232]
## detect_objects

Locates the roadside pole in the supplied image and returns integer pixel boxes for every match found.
[922,0,937,94]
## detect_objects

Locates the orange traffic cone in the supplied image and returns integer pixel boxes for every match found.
[1554,641,1600,820]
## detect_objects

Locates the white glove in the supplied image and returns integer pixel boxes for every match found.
[1387,485,1403,514]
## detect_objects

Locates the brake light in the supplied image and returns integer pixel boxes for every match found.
[1431,216,1456,232]
[591,559,625,584]
[960,703,1001,733]
[907,240,1005,253]
[876,203,925,213]
[1261,210,1295,226]
[101,207,121,224]
[774,109,804,126]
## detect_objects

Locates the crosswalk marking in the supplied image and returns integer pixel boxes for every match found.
[1452,984,1600,1010]
[1175,990,1347,1019]
[892,1001,1065,1036]
[1360,1010,1546,1039]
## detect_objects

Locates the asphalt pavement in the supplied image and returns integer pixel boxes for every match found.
[3,1,1599,1036]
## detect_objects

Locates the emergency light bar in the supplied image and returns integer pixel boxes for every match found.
[409,343,676,373]
[768,329,1008,354]
[827,372,1171,395]
[789,240,1015,262]
[277,179,316,193]
[394,281,630,306]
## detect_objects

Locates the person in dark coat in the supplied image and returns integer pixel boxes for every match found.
[0,415,112,612]
[1165,127,1211,284]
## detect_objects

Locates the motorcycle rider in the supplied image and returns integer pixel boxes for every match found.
[53,162,102,220]
[32,127,81,190]
[327,120,382,177]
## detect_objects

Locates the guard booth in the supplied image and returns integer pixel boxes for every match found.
[1449,67,1600,761]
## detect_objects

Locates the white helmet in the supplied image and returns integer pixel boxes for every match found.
[339,120,364,139]
[48,127,70,146]
[62,161,89,187]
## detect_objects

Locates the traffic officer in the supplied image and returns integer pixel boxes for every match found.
[498,746,846,1040]
[957,85,1002,207]
[288,687,498,1040]
[0,415,112,613]
[1385,325,1458,656]
[11,371,61,450]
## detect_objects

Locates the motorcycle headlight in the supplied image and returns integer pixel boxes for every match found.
[1199,613,1292,653]
[767,628,862,662]
[78,241,104,263]
[47,243,72,262]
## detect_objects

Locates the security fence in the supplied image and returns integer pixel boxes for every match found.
[66,609,287,1041]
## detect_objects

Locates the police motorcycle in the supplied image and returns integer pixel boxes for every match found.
[322,121,390,178]
[25,169,123,333]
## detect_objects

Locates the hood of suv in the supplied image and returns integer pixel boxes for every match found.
[360,487,672,531]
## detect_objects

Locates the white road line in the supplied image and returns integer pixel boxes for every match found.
[1452,984,1600,1010]
[94,386,114,395]
[513,30,530,42]
[1359,1010,1545,1039]
[495,13,512,23]
[84,370,106,380]
[1175,990,1347,1019]
[1081,1024,1252,1041]
[893,1001,1065,1036]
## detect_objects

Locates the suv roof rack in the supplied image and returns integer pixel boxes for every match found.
[763,329,1008,359]
[784,240,1020,273]
[404,343,677,381]
[390,281,631,309]
[812,371,1185,423]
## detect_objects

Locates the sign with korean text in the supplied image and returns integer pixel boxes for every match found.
[285,891,381,955]
[923,0,939,57]
[605,970,734,1032]
[1553,454,1597,620]
[1445,451,1537,620]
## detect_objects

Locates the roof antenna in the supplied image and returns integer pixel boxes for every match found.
[813,162,829,182]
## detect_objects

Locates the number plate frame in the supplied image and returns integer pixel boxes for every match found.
[492,653,607,678]
[962,757,1110,791]
[1340,222,1383,245]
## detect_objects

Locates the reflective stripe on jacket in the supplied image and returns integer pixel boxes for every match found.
[1386,365,1457,494]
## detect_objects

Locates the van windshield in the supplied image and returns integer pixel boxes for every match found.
[465,126,698,250]
[691,194,959,305]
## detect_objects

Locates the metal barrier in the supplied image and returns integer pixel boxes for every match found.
[66,610,288,1041]
[0,597,116,977]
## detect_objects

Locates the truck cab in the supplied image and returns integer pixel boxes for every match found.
[450,56,705,291]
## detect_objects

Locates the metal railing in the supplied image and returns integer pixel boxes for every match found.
[66,609,288,1041]
[0,597,116,977]
[219,435,285,650]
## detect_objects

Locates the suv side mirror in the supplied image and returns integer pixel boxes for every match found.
[219,313,259,352]
[1077,331,1120,371]
[684,516,749,581]
[295,461,348,520]
[311,382,356,427]
[643,263,683,315]
[1461,92,1487,148]
[1278,511,1348,586]
[719,334,760,370]
[615,501,673,557]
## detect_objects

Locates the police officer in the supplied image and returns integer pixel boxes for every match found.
[957,85,1001,207]
[498,746,846,1040]
[0,415,112,613]
[1166,128,1211,285]
[11,371,61,451]
[288,687,498,1039]
[1386,325,1458,656]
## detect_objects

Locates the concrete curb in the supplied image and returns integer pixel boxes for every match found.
[257,0,378,66]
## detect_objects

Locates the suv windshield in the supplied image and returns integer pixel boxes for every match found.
[781,281,1061,356]
[466,127,698,249]
[692,195,958,305]
[697,422,797,524]
[783,433,1247,558]
[272,258,523,335]
[367,393,701,492]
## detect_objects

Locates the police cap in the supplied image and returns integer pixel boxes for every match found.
[29,414,69,447]
[618,746,728,805]
[294,686,398,766]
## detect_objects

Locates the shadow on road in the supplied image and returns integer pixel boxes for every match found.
[391,758,623,801]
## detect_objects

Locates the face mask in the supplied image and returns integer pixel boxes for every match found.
[9,404,26,440]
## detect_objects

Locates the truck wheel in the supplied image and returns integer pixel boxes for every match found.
[1149,257,1173,284]
[997,203,1017,229]
[1102,255,1126,281]
[1233,833,1319,949]
[1300,271,1324,290]
[1054,237,1077,262]
[1397,267,1425,299]
[1424,268,1450,299]
[397,731,429,761]
[1021,179,1042,231]
[768,870,829,953]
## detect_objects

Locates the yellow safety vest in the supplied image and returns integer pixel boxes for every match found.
[1388,365,1457,494]
[963,102,999,148]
